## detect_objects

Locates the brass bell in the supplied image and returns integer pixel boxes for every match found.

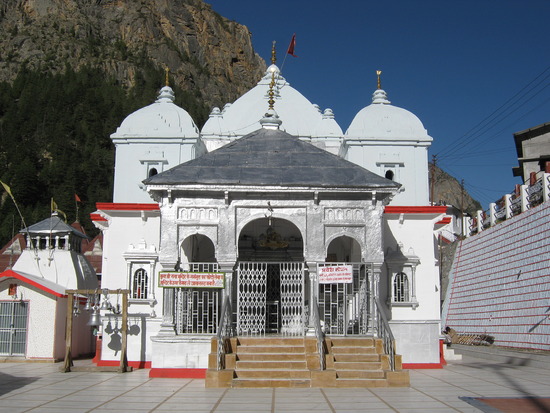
[87,311,102,327]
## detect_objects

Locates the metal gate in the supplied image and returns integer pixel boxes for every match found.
[318,263,372,335]
[0,301,28,355]
[174,263,221,334]
[237,262,304,335]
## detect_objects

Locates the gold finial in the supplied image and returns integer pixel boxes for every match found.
[271,41,276,65]
[268,72,275,110]
[165,67,170,87]
[376,70,382,89]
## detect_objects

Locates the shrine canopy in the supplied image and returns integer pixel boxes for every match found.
[144,127,400,192]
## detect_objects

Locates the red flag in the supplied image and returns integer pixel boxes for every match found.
[287,34,297,57]
[75,193,81,203]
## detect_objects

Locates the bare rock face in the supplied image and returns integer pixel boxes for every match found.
[0,0,266,109]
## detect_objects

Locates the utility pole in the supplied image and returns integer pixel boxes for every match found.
[460,179,465,237]
[430,154,437,206]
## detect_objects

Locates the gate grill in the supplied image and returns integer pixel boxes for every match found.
[0,301,28,355]
[175,263,220,334]
[280,262,304,335]
[237,262,304,336]
[318,263,371,335]
[237,262,267,335]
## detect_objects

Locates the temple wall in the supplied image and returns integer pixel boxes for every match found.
[442,201,550,350]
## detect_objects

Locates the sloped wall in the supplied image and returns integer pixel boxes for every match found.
[442,202,550,350]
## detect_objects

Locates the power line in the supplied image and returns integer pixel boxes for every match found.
[437,65,550,160]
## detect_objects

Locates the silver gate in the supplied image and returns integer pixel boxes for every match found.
[175,263,221,334]
[0,301,28,355]
[237,262,304,335]
[317,263,372,335]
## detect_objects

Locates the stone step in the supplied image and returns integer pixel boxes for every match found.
[333,353,380,362]
[329,337,375,347]
[331,346,377,354]
[235,369,311,379]
[334,361,382,370]
[237,345,305,354]
[336,369,386,379]
[232,378,311,388]
[237,353,305,362]
[335,378,389,388]
[236,360,307,369]
[237,337,305,346]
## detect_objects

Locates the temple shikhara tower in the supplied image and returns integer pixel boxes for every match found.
[92,47,450,386]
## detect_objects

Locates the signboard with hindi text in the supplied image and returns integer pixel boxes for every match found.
[158,271,225,288]
[318,265,353,284]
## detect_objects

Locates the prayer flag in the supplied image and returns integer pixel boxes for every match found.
[287,34,297,57]
[0,180,14,201]
[75,193,81,203]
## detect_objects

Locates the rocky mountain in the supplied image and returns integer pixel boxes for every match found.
[0,0,265,109]
[430,164,481,216]
[0,0,480,246]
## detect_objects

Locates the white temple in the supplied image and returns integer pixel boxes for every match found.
[92,49,450,385]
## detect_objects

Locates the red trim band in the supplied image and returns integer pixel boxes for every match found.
[90,213,107,222]
[385,206,447,214]
[402,363,444,369]
[149,368,207,378]
[96,202,160,211]
[0,270,66,298]
[436,217,452,225]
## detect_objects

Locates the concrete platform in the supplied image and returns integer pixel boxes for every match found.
[0,348,549,412]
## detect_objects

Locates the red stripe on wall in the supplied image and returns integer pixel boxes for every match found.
[149,368,207,379]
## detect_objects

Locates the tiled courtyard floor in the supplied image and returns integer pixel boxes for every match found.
[1,353,549,412]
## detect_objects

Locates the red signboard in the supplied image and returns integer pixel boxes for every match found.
[158,272,225,288]
[318,265,353,284]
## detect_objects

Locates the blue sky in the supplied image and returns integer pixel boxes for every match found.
[206,0,549,209]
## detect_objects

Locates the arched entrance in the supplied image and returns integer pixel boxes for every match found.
[236,217,304,335]
[319,236,372,335]
[176,234,219,334]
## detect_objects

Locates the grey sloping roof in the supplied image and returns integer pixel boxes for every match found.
[144,128,399,190]
[20,215,88,239]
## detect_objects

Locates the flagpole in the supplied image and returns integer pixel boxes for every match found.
[75,195,79,223]
[1,180,31,251]
[280,51,289,73]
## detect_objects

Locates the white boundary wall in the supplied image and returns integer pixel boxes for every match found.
[442,201,550,350]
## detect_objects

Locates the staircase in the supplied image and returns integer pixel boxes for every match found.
[206,336,409,388]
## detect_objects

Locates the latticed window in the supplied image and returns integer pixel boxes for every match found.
[132,268,148,299]
[393,272,409,302]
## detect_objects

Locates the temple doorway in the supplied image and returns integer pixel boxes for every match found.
[236,217,304,335]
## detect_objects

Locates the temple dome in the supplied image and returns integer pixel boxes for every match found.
[201,65,343,139]
[111,86,199,139]
[346,89,432,142]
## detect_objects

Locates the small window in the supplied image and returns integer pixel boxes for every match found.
[148,168,158,178]
[393,272,409,302]
[132,268,148,299]
[385,170,394,180]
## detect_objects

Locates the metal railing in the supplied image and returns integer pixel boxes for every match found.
[310,301,325,370]
[215,294,233,370]
[465,172,550,238]
[374,298,396,371]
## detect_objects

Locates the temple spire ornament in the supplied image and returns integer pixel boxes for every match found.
[376,70,382,90]
[271,41,277,65]
[165,67,170,87]
[268,72,276,110]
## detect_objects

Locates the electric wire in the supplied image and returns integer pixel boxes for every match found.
[437,65,550,161]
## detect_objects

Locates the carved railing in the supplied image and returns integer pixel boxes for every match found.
[374,298,396,371]
[215,294,233,370]
[465,172,550,238]
[310,300,325,370]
